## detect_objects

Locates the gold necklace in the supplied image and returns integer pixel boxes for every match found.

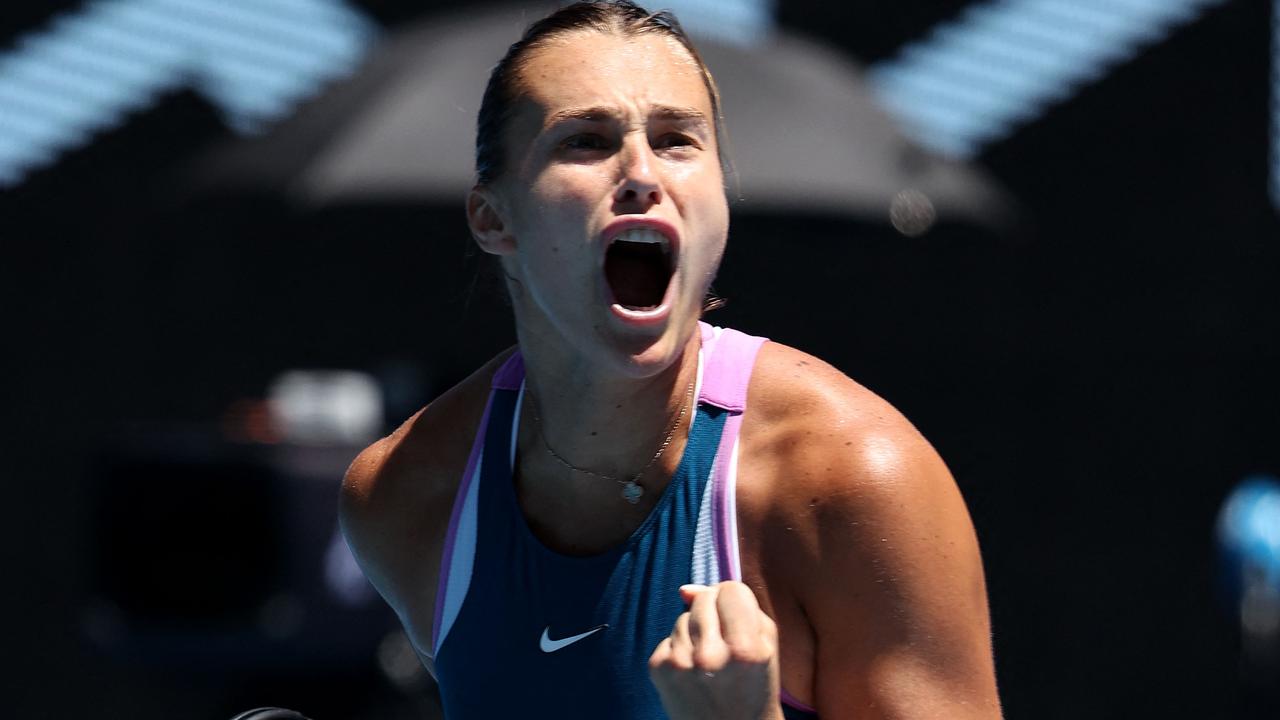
[526,377,696,504]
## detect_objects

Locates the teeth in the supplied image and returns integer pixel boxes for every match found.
[613,228,670,250]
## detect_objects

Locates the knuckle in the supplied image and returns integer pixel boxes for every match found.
[727,639,771,666]
[672,612,690,637]
[668,651,695,672]
[716,581,760,613]
[759,611,778,635]
[692,644,729,670]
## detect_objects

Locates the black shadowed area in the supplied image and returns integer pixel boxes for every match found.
[604,240,672,308]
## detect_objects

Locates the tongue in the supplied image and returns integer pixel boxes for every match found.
[605,242,670,309]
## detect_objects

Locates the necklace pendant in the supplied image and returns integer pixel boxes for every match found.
[621,481,643,504]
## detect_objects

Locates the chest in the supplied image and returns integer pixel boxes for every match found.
[512,467,674,557]
[430,444,709,718]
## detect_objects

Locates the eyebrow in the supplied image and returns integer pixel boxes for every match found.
[545,104,709,127]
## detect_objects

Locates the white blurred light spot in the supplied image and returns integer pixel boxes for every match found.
[889,188,937,237]
[268,370,382,445]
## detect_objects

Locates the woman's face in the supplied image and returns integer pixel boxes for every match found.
[479,31,728,377]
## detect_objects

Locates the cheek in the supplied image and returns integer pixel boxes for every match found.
[530,161,612,203]
[700,235,727,282]
[683,175,730,261]
[511,186,599,277]
[695,209,729,284]
[522,175,603,239]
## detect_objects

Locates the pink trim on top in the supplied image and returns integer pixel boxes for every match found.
[698,323,767,591]
[429,352,523,652]
[697,325,765,413]
[699,326,818,712]
[712,416,744,581]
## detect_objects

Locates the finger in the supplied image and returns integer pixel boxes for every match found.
[670,609,691,642]
[649,636,672,672]
[687,585,729,669]
[679,583,710,604]
[687,586,721,643]
[667,612,694,670]
[716,581,764,655]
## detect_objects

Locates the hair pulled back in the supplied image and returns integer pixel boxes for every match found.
[474,1,725,186]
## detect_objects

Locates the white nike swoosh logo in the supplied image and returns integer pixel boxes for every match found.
[539,624,608,653]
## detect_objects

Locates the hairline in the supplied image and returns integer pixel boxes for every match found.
[488,25,727,185]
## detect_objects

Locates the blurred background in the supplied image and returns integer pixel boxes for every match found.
[2,0,1278,717]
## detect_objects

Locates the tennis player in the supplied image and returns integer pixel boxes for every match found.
[341,3,1001,718]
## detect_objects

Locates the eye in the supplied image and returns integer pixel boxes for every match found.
[561,133,611,151]
[653,133,698,152]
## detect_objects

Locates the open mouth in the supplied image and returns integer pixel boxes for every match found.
[604,228,674,310]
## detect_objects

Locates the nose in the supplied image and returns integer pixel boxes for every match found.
[613,135,662,209]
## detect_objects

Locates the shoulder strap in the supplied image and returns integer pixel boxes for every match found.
[697,322,768,413]
[688,322,769,586]
[432,350,524,657]
[492,351,525,390]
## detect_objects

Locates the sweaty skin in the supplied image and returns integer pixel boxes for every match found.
[341,30,1001,720]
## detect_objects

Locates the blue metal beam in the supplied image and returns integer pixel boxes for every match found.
[867,0,1229,158]
[0,0,376,186]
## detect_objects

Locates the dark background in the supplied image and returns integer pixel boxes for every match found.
[3,1,1276,718]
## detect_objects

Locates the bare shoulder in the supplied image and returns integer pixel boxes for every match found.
[743,340,972,562]
[745,341,946,492]
[339,348,516,618]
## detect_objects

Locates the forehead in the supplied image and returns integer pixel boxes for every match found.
[515,31,713,123]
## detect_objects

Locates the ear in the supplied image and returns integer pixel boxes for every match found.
[467,185,516,256]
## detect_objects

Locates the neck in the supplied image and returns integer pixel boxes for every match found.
[514,323,702,486]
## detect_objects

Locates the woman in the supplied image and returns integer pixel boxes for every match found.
[340,2,1001,718]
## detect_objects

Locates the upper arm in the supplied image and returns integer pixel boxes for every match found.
[805,422,1000,719]
[338,409,455,660]
[751,350,1000,719]
[338,436,399,601]
[337,351,504,664]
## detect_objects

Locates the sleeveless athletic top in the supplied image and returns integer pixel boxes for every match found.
[430,323,819,719]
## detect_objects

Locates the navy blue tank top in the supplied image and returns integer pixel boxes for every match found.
[430,324,819,719]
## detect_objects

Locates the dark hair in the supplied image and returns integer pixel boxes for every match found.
[474,0,727,186]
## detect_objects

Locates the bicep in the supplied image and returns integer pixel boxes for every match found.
[803,434,1000,719]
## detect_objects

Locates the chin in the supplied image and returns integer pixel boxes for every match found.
[597,312,701,379]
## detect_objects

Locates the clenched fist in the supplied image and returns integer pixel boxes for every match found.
[648,581,783,720]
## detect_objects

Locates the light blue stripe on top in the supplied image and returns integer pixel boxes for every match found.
[435,458,481,657]
[690,467,722,586]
